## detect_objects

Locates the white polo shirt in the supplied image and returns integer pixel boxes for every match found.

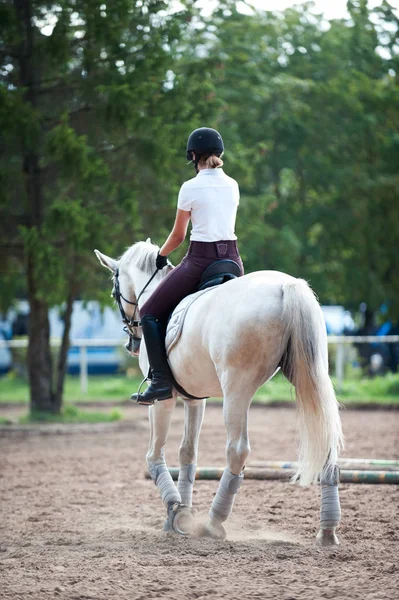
[177,168,239,242]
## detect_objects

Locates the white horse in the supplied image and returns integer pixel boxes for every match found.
[95,240,344,545]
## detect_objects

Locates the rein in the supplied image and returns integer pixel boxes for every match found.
[113,267,159,337]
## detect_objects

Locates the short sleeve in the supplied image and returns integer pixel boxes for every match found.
[177,183,192,212]
[235,181,240,205]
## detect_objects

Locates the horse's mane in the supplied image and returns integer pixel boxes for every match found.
[119,240,159,274]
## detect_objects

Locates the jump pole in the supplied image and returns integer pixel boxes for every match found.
[248,459,399,472]
[146,467,399,484]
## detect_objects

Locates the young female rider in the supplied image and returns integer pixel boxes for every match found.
[132,127,244,405]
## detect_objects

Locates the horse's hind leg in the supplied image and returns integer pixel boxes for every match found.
[178,399,206,507]
[146,397,194,535]
[316,464,341,546]
[200,385,253,540]
[281,365,341,546]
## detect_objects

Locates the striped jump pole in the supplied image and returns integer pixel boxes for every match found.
[248,459,399,472]
[146,466,399,484]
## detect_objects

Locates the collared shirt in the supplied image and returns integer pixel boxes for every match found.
[177,168,239,242]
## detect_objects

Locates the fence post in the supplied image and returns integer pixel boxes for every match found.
[80,345,88,394]
[335,342,345,393]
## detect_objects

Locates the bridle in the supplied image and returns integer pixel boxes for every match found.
[112,267,159,340]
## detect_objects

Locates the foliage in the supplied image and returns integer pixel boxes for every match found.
[1,0,398,412]
[206,1,399,313]
[0,0,212,308]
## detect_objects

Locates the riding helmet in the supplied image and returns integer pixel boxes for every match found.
[186,127,224,161]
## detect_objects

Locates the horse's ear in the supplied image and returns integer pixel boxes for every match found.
[94,249,118,273]
[146,237,151,244]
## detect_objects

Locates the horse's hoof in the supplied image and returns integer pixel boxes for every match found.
[167,503,194,536]
[316,528,340,547]
[163,518,172,532]
[197,519,226,541]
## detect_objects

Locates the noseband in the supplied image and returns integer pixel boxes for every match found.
[113,268,159,338]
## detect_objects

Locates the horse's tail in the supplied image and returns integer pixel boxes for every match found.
[281,279,343,486]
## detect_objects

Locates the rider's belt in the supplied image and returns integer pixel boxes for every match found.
[188,240,239,259]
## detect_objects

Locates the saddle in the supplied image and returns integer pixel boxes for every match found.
[197,259,241,291]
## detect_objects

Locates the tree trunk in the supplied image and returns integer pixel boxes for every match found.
[15,0,55,414]
[53,290,76,413]
[27,258,54,413]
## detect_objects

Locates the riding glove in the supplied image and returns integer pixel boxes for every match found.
[156,252,168,270]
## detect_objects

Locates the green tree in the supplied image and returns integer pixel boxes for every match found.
[0,0,220,414]
[207,1,399,314]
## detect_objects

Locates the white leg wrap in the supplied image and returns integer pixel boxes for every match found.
[209,468,244,523]
[320,465,341,529]
[177,463,196,507]
[148,463,181,507]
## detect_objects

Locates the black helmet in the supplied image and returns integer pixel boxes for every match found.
[186,127,224,162]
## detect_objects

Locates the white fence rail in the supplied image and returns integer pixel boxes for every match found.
[1,336,398,394]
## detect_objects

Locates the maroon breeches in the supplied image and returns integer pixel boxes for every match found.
[141,240,244,322]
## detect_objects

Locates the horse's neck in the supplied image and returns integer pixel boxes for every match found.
[131,266,167,310]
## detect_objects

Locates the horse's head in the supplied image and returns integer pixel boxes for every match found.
[94,239,172,357]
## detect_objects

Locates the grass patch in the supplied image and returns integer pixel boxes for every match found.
[0,372,142,404]
[19,405,122,424]
[338,372,399,398]
[333,372,399,405]
[244,372,399,405]
[0,371,398,406]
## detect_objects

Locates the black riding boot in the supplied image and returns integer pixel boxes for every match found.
[131,315,173,405]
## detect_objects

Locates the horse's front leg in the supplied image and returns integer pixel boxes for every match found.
[316,464,341,546]
[146,396,193,535]
[178,399,206,507]
[200,389,252,540]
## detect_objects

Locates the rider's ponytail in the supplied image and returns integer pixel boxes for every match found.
[198,154,224,169]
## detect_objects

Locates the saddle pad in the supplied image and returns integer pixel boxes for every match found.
[166,287,217,356]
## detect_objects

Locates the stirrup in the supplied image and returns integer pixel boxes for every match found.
[131,376,154,405]
[131,375,172,405]
[135,396,155,406]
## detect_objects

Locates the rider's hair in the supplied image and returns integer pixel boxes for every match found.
[198,154,224,169]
